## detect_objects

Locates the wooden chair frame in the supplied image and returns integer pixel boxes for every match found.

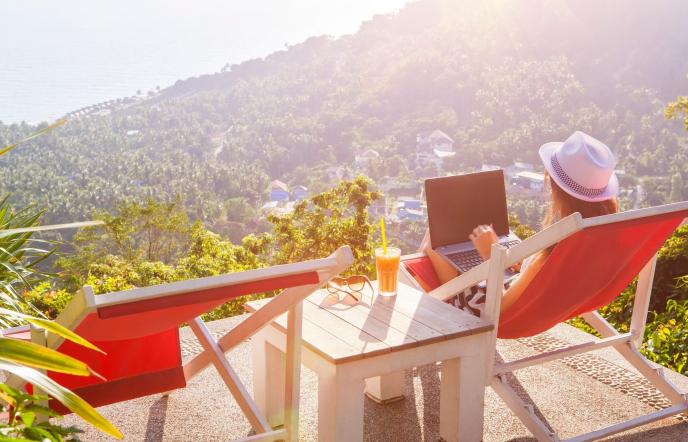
[8,246,353,442]
[427,202,688,442]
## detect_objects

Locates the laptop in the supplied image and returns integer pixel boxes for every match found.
[425,169,521,273]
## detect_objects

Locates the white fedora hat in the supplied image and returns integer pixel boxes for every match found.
[539,131,618,202]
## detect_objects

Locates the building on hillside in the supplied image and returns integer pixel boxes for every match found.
[292,185,308,201]
[416,129,456,175]
[355,149,381,167]
[261,201,279,211]
[514,161,534,170]
[416,130,454,153]
[260,201,295,217]
[504,161,535,180]
[512,171,545,191]
[269,180,290,202]
[396,198,422,210]
[481,164,501,172]
[398,207,425,222]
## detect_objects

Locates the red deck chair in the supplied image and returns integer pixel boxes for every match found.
[4,246,353,442]
[422,202,688,441]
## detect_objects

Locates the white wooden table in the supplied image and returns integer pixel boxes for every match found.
[246,281,493,442]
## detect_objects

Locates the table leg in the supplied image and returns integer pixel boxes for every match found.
[439,355,486,442]
[252,329,286,427]
[364,371,405,403]
[318,366,365,442]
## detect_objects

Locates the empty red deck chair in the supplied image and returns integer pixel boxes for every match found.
[5,246,353,442]
[427,202,688,441]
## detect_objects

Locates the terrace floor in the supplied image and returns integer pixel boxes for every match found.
[64,315,688,441]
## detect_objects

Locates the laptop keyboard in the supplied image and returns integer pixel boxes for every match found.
[447,239,520,273]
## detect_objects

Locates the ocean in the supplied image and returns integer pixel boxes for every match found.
[0,0,405,124]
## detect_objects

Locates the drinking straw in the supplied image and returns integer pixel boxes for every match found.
[380,217,387,254]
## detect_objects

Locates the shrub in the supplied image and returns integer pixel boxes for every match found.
[0,383,83,441]
[22,283,74,320]
[568,224,688,375]
[643,299,688,374]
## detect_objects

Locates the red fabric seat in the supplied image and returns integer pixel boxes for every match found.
[46,327,184,412]
[27,270,320,414]
[404,210,688,339]
[7,246,353,441]
[499,211,686,338]
[403,256,441,291]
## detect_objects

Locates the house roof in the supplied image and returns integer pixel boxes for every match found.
[516,171,545,181]
[356,149,381,160]
[418,129,455,144]
[433,148,456,158]
[261,201,279,210]
[293,185,308,192]
[399,208,424,218]
[269,180,289,192]
[513,161,534,170]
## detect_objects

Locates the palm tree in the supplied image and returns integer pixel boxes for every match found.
[0,121,121,439]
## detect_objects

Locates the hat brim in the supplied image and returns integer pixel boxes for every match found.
[539,142,619,202]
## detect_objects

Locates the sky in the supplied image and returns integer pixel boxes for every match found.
[0,0,408,123]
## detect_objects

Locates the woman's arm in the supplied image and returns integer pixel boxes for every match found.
[499,251,547,312]
[470,225,549,312]
[423,225,545,312]
[419,228,459,284]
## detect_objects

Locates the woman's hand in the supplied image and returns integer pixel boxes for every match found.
[469,224,498,260]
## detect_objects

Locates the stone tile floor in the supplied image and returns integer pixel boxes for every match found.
[59,316,688,441]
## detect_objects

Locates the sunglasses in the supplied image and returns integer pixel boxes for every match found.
[326,275,374,302]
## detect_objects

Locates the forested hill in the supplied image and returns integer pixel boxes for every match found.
[1,0,687,234]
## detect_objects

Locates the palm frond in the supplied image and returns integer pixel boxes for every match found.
[0,361,122,439]
[0,119,66,157]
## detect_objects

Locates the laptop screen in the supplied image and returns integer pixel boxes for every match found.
[425,170,510,249]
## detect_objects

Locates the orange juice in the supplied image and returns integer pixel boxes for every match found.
[375,247,401,296]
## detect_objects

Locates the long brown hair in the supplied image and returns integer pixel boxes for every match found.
[542,171,619,229]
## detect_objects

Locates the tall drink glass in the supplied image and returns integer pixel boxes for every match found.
[375,247,401,297]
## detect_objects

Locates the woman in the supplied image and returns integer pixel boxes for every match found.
[422,131,619,314]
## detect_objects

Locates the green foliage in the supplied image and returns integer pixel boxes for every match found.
[0,118,121,439]
[669,173,684,203]
[0,119,65,157]
[508,214,536,239]
[507,197,547,231]
[0,310,122,439]
[0,196,55,322]
[653,224,688,309]
[665,95,688,131]
[569,226,688,375]
[215,197,259,242]
[263,177,380,275]
[1,0,687,230]
[643,299,688,374]
[390,220,427,254]
[57,198,194,291]
[54,179,379,320]
[0,383,83,442]
[0,0,686,390]
[71,223,267,320]
[22,283,73,320]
